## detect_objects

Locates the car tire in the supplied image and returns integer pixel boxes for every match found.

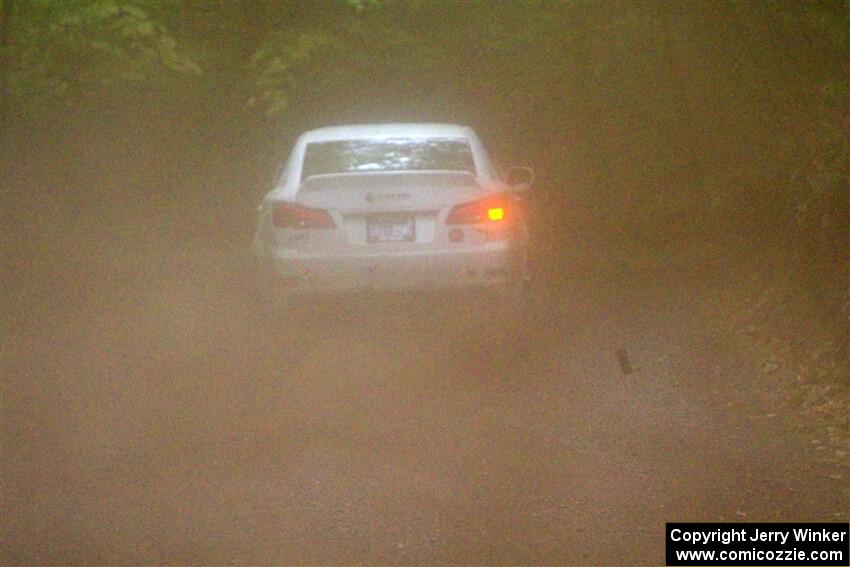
[254,258,293,316]
[494,273,533,326]
[496,243,535,319]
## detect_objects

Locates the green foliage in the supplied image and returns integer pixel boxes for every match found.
[3,0,199,112]
[246,1,419,117]
[4,0,846,237]
[243,0,582,117]
[249,29,335,116]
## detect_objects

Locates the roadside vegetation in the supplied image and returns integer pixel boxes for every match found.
[2,0,847,471]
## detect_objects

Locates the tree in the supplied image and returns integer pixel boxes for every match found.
[1,0,199,117]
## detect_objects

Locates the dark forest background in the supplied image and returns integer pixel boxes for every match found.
[1,0,848,426]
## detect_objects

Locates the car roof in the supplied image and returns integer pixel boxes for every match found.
[300,123,475,143]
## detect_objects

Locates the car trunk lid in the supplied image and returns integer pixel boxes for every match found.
[295,171,483,213]
[293,172,487,250]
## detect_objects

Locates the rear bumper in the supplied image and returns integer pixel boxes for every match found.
[264,243,514,295]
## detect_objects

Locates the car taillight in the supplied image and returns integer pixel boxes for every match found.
[271,201,335,229]
[446,194,509,225]
[487,207,505,221]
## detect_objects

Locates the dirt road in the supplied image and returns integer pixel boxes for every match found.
[2,246,846,564]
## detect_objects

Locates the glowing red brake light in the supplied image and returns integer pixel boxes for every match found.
[272,201,335,229]
[447,194,509,225]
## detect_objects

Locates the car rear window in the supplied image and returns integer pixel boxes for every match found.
[301,138,475,180]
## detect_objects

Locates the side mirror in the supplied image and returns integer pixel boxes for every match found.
[506,166,535,191]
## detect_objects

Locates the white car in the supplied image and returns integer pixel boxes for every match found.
[252,123,534,311]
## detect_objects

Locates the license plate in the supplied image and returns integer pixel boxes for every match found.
[367,216,415,243]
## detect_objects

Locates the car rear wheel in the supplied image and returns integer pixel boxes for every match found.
[496,275,533,320]
[254,258,293,316]
[493,244,531,312]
